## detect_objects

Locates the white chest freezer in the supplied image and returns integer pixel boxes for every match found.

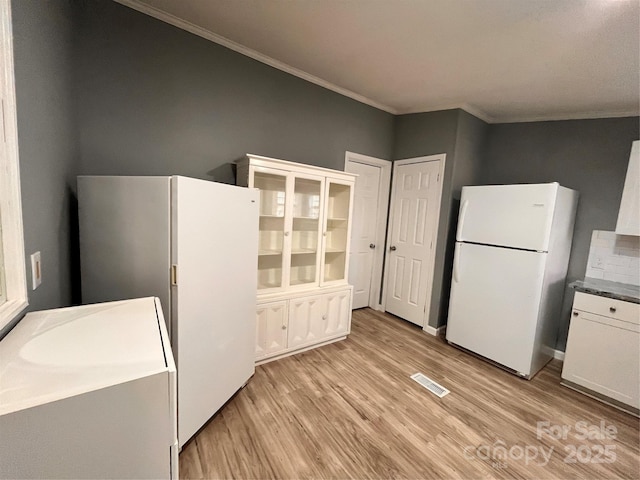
[0,297,177,479]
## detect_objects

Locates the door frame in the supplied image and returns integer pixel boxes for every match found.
[382,154,446,329]
[344,151,391,311]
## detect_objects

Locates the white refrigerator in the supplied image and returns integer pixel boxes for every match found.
[0,298,177,479]
[78,176,259,447]
[446,183,578,378]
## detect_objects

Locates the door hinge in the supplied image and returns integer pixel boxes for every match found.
[437,173,440,182]
[171,265,178,286]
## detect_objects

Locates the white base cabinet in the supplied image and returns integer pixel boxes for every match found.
[562,292,640,414]
[256,286,353,363]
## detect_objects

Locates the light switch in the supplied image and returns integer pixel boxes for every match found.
[31,251,42,290]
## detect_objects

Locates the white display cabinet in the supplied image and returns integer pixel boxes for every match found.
[237,154,356,363]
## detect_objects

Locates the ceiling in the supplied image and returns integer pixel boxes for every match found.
[117,0,640,123]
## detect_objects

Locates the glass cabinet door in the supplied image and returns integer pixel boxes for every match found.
[290,175,323,287]
[322,181,352,284]
[254,169,287,290]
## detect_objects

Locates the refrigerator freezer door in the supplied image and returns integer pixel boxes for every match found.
[446,242,547,376]
[456,183,558,251]
[172,177,259,447]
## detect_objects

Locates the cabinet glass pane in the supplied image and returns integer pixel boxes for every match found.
[255,172,286,217]
[255,171,286,290]
[324,182,351,282]
[291,178,321,286]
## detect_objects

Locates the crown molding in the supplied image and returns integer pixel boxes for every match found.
[491,109,640,124]
[112,1,640,125]
[113,0,398,115]
[399,103,495,123]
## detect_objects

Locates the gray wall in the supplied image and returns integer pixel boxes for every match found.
[481,116,640,350]
[4,0,79,337]
[75,0,394,181]
[393,109,488,328]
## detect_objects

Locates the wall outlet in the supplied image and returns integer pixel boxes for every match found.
[31,251,42,290]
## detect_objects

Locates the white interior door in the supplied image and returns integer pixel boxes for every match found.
[347,162,382,308]
[345,152,391,310]
[385,158,443,326]
[172,176,259,447]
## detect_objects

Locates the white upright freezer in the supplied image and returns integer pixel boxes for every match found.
[0,298,177,479]
[446,182,578,378]
[78,175,259,447]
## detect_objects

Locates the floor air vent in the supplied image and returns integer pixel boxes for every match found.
[410,373,450,398]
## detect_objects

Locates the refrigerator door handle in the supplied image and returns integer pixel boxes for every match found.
[453,245,461,283]
[456,200,469,241]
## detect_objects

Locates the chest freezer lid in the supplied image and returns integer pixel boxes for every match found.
[0,297,169,416]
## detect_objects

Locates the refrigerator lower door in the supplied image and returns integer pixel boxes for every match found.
[446,242,547,376]
[456,183,557,251]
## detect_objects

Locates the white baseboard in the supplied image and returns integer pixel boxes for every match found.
[553,349,565,361]
[423,324,446,337]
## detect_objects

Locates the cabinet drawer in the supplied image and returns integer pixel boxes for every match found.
[573,291,640,325]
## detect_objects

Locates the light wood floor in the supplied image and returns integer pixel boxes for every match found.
[180,308,640,479]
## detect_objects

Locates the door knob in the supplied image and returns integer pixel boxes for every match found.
[390,246,397,251]
[369,244,376,249]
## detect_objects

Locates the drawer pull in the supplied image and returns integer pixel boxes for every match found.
[572,311,578,316]
[609,307,617,313]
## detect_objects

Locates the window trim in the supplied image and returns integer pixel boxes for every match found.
[0,0,28,330]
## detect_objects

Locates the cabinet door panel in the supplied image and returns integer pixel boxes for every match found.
[563,311,640,409]
[321,180,354,286]
[324,289,352,336]
[252,167,290,292]
[256,302,288,359]
[290,173,325,289]
[288,295,327,349]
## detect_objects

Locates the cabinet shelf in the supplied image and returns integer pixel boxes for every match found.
[325,248,346,254]
[259,249,283,256]
[257,280,282,290]
[260,214,285,219]
[291,248,317,255]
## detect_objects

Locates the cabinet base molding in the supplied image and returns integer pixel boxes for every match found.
[256,335,347,366]
[561,380,639,418]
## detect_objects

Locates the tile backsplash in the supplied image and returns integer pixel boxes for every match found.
[585,230,640,286]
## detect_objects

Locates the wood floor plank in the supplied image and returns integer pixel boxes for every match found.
[181,308,640,479]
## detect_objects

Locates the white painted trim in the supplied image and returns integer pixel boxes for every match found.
[423,324,446,337]
[381,154,446,330]
[0,0,28,331]
[400,103,494,124]
[553,349,565,361]
[344,152,392,311]
[114,0,397,115]
[500,110,640,124]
